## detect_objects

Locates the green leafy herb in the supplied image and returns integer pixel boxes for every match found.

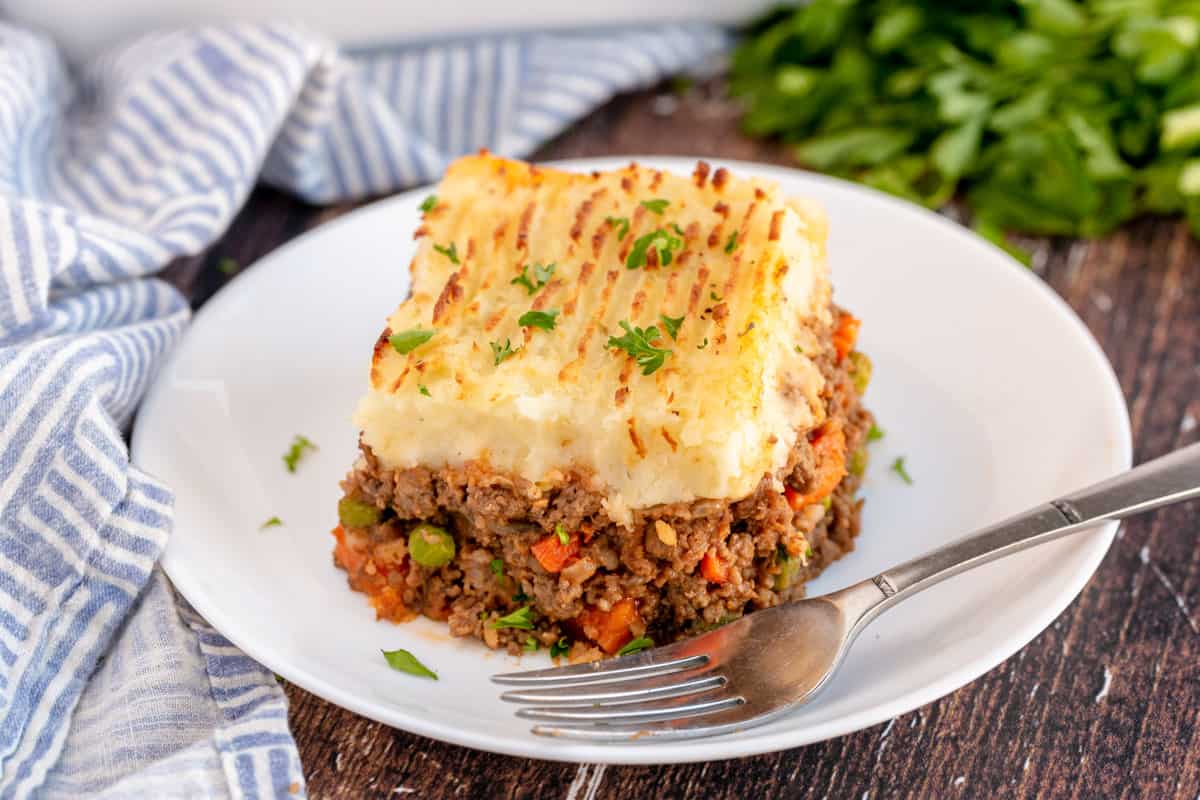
[390,328,436,355]
[282,435,317,473]
[382,648,437,680]
[511,262,556,295]
[490,338,519,365]
[606,216,631,240]
[433,242,459,264]
[489,606,535,630]
[555,522,570,546]
[891,456,913,485]
[518,309,560,331]
[724,231,738,254]
[217,257,239,276]
[731,1,1200,248]
[513,591,531,603]
[626,228,684,269]
[550,637,571,658]
[867,424,885,442]
[607,321,672,376]
[419,194,438,213]
[670,222,686,237]
[617,637,654,656]
[490,558,504,577]
[419,384,431,397]
[660,313,684,341]
[710,290,722,302]
[523,636,539,652]
[260,516,283,530]
[698,337,709,350]
[640,198,670,215]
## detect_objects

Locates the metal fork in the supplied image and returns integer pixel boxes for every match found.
[492,442,1200,742]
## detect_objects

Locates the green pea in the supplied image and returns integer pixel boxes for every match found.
[848,351,872,395]
[774,544,803,591]
[338,497,382,528]
[849,448,868,477]
[408,523,456,568]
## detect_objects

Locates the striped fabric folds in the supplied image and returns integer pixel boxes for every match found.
[0,19,726,799]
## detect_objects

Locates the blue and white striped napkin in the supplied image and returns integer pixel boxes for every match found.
[0,21,726,798]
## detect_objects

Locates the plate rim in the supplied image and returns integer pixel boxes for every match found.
[136,155,1133,765]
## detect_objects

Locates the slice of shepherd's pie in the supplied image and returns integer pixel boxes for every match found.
[332,153,873,660]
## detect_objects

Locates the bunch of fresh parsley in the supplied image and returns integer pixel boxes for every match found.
[731,0,1200,260]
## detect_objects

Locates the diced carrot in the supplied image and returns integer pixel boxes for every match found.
[331,524,367,573]
[786,423,848,510]
[368,586,403,619]
[832,313,860,363]
[576,598,640,654]
[700,550,728,584]
[531,532,580,573]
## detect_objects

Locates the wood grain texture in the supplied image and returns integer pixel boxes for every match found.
[161,81,1200,800]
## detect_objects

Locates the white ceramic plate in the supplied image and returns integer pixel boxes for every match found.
[133,157,1131,764]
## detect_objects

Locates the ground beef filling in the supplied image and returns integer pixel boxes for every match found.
[333,312,874,659]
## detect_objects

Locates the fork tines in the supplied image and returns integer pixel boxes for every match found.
[492,651,748,742]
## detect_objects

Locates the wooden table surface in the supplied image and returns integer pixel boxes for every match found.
[162,83,1200,799]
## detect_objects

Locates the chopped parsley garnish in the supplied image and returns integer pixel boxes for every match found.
[640,198,669,215]
[419,194,438,213]
[608,321,672,376]
[217,257,239,276]
[511,262,556,295]
[626,228,684,269]
[660,313,684,341]
[670,222,686,237]
[867,424,885,442]
[433,242,459,264]
[724,231,738,254]
[710,290,723,301]
[698,337,709,350]
[489,606,535,630]
[260,516,283,530]
[390,328,436,355]
[382,648,437,680]
[606,216,630,241]
[490,558,504,577]
[523,636,539,652]
[555,522,570,546]
[282,435,317,473]
[617,637,654,656]
[490,338,519,365]
[513,591,531,603]
[518,309,559,331]
[418,384,431,397]
[891,457,913,485]
[550,637,570,658]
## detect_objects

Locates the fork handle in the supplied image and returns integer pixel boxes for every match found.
[867,441,1200,610]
